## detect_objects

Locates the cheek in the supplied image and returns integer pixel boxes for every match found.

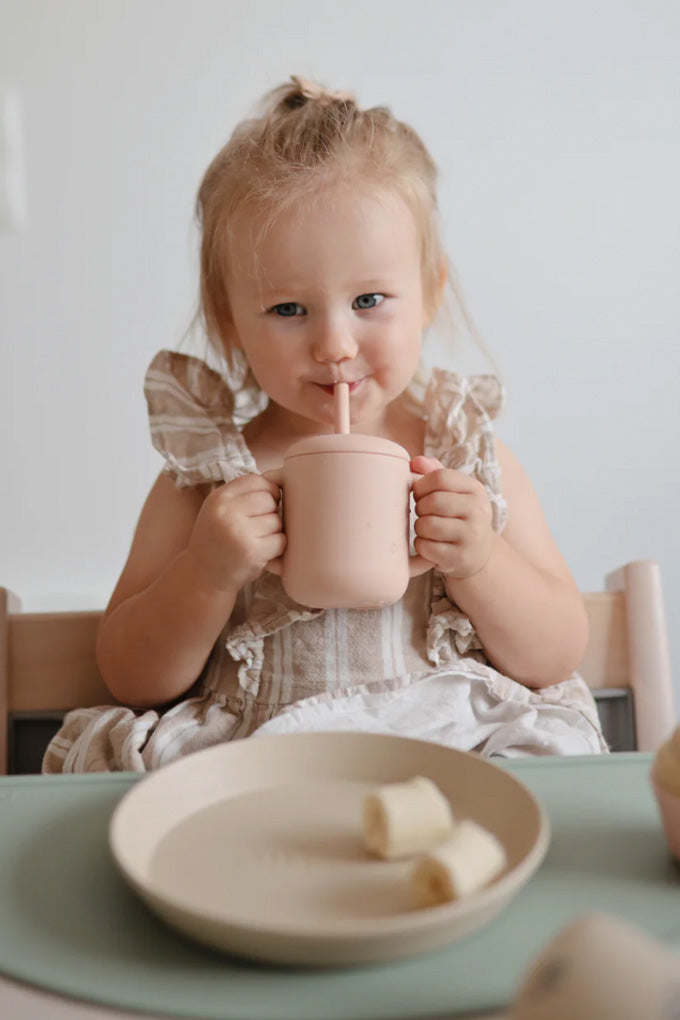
[248,345,297,395]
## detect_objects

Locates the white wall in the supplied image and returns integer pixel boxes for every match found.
[1,1,679,706]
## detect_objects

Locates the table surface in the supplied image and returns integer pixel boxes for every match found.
[0,752,676,1020]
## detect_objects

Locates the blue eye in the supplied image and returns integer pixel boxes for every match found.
[353,294,384,310]
[271,302,304,317]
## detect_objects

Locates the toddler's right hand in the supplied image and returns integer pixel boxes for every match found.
[186,473,285,593]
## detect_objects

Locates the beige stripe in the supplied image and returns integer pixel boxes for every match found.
[72,709,124,771]
[146,376,233,422]
[381,605,394,678]
[336,609,350,688]
[325,611,338,690]
[281,624,294,703]
[150,415,230,431]
[145,373,208,406]
[233,699,255,739]
[391,597,406,677]
[271,629,284,703]
[158,445,229,469]
[151,715,203,768]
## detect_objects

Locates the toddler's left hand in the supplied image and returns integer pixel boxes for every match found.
[411,456,497,580]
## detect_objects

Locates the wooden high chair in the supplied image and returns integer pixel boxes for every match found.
[578,560,675,754]
[0,560,675,774]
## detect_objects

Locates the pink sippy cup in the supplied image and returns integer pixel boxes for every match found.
[265,383,431,609]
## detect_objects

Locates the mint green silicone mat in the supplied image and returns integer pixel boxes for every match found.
[0,755,678,1019]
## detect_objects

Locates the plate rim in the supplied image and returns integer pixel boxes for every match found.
[109,733,551,946]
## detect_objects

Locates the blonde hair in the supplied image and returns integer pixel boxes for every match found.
[195,76,449,379]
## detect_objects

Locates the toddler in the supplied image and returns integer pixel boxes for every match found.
[43,76,607,772]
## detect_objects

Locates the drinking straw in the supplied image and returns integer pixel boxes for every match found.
[334,382,350,434]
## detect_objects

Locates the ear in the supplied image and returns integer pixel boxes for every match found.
[422,260,448,328]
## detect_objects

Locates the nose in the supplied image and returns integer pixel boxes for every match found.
[311,317,359,365]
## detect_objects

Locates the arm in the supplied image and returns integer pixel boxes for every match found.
[411,442,587,688]
[95,471,284,707]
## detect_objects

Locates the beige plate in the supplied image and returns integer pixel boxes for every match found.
[109,732,550,967]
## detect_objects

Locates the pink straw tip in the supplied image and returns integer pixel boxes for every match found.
[334,382,350,434]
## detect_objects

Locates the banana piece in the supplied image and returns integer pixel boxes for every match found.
[652,724,680,796]
[410,819,507,907]
[363,776,454,860]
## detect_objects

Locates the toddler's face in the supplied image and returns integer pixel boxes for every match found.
[224,185,428,436]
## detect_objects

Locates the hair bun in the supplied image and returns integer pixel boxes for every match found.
[287,75,354,108]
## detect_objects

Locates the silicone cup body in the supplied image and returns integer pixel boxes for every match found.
[265,434,430,609]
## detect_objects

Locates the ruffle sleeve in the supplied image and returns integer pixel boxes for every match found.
[423,369,506,532]
[422,369,507,664]
[144,349,258,487]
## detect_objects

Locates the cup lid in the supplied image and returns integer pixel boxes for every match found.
[283,433,410,460]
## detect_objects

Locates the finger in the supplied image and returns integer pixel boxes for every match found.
[215,482,280,517]
[413,468,476,500]
[252,511,285,538]
[261,477,283,500]
[260,531,286,564]
[415,491,469,519]
[251,476,282,501]
[250,528,286,559]
[415,515,465,543]
[411,455,444,474]
[413,536,455,570]
[227,472,282,501]
[242,489,282,517]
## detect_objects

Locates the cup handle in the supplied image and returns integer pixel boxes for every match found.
[409,471,432,577]
[262,467,284,576]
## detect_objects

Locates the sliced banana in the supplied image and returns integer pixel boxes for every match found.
[363,776,454,860]
[410,819,507,907]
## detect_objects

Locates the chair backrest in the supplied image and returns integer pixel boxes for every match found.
[580,560,675,752]
[0,560,675,772]
[0,588,109,773]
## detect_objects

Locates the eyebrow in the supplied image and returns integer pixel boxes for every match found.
[259,277,401,296]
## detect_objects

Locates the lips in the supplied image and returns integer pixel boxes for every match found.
[317,379,363,395]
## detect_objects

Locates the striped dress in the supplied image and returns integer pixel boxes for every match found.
[42,350,607,772]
